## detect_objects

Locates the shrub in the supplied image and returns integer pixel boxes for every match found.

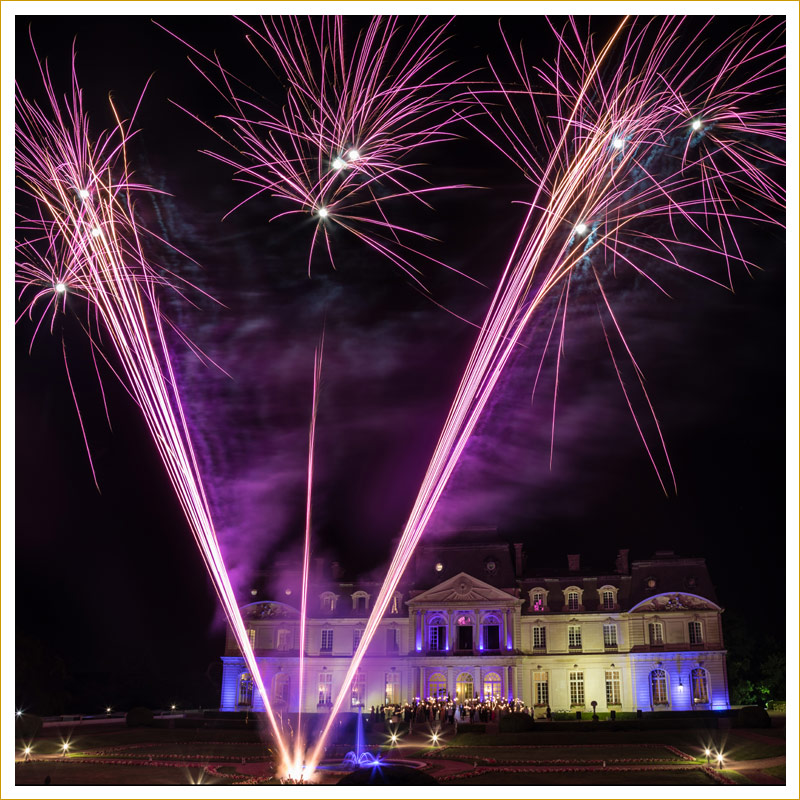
[15,713,42,739]
[126,706,154,727]
[499,712,535,733]
[736,705,771,728]
[766,700,786,712]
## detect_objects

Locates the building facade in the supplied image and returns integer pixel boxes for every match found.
[220,538,729,716]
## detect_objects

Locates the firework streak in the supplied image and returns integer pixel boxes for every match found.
[307,15,785,770]
[15,47,294,767]
[157,14,475,282]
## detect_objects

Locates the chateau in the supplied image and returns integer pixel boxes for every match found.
[219,535,729,715]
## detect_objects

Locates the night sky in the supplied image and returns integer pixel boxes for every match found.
[11,12,788,714]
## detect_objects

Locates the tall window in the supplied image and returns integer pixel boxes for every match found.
[569,671,585,705]
[567,591,580,611]
[483,671,502,701]
[429,619,447,651]
[456,615,473,650]
[603,624,618,648]
[568,625,582,649]
[602,590,615,610]
[648,622,664,645]
[385,672,400,705]
[531,591,545,611]
[238,673,254,706]
[353,628,363,652]
[318,672,332,705]
[650,669,668,705]
[277,628,292,651]
[321,628,333,652]
[456,672,474,701]
[246,628,256,647]
[532,626,546,649]
[533,671,549,705]
[429,672,447,699]
[691,668,709,704]
[688,621,703,645]
[387,628,399,653]
[483,617,500,650]
[605,670,621,705]
[350,672,365,707]
[274,673,289,703]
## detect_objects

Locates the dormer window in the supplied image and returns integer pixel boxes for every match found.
[599,585,619,610]
[565,586,584,612]
[485,558,497,575]
[529,588,548,612]
[351,591,370,611]
[320,593,337,613]
[390,593,401,615]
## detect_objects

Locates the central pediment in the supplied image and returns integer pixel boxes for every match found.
[407,572,521,606]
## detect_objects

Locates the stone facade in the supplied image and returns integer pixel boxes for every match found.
[219,539,729,715]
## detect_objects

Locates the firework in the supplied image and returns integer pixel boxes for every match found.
[157,15,475,282]
[307,15,785,770]
[15,44,293,766]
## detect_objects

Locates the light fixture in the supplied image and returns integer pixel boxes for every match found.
[250,589,258,596]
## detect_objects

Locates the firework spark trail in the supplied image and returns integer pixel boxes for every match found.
[157,15,477,283]
[292,338,323,777]
[15,47,292,767]
[308,15,785,771]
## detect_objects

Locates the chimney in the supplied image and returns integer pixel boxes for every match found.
[615,549,630,574]
[330,561,344,580]
[567,553,580,572]
[513,543,523,577]
[314,557,325,579]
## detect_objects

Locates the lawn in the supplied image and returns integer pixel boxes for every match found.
[77,742,272,759]
[15,762,236,786]
[445,768,719,785]
[431,744,684,763]
[762,764,786,781]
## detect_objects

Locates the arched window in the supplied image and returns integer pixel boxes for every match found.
[428,672,447,700]
[352,591,370,611]
[429,615,448,651]
[456,614,474,651]
[350,672,365,707]
[483,671,502,701]
[456,672,474,701]
[274,673,290,703]
[238,672,254,707]
[320,592,337,613]
[599,585,618,610]
[481,614,501,650]
[529,587,548,611]
[650,669,669,706]
[564,586,584,612]
[691,668,710,704]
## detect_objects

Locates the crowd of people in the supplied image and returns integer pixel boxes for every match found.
[366,696,538,727]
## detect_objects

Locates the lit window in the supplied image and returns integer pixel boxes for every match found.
[688,621,703,645]
[318,672,332,705]
[385,672,400,705]
[691,668,709,704]
[531,591,545,611]
[353,628,363,652]
[650,669,668,705]
[568,625,582,649]
[390,594,400,614]
[456,672,474,701]
[602,590,615,610]
[533,671,549,705]
[483,671,502,701]
[321,628,333,652]
[532,626,546,649]
[429,672,447,699]
[246,628,256,647]
[350,672,365,707]
[648,622,664,645]
[238,673,254,706]
[603,624,618,648]
[605,670,621,705]
[569,671,585,705]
